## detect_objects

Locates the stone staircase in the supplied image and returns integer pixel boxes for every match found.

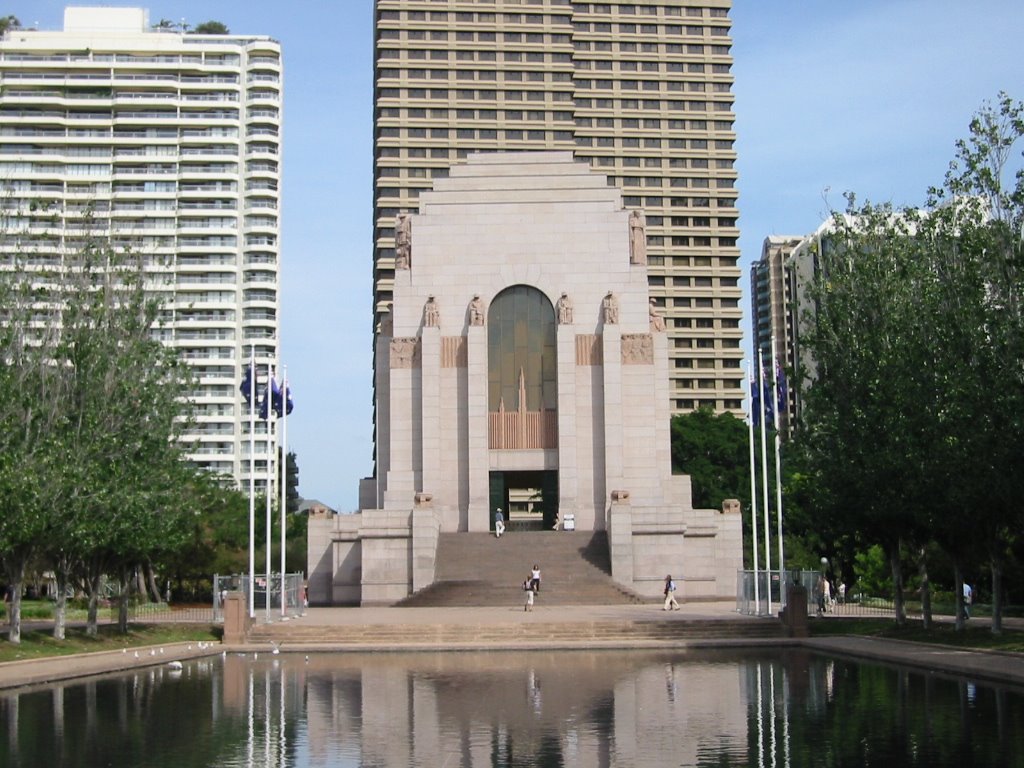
[398,530,642,607]
[248,617,785,649]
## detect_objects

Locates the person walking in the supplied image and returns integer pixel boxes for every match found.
[963,581,973,619]
[663,575,679,611]
[494,508,505,538]
[530,564,541,594]
[523,576,535,611]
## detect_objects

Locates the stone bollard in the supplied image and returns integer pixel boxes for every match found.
[222,592,251,645]
[781,583,809,638]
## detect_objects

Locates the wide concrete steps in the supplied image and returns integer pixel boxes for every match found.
[248,618,785,648]
[400,530,642,607]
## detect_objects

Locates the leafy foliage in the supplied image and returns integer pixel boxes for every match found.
[794,94,1024,630]
[191,21,230,35]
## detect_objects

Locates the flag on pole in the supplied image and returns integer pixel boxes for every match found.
[259,376,294,419]
[775,361,788,424]
[750,369,761,426]
[751,363,773,426]
[239,362,255,405]
[273,381,294,417]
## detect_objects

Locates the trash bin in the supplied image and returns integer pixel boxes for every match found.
[563,513,575,531]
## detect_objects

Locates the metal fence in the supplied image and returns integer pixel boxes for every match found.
[119,602,215,623]
[737,569,909,619]
[737,569,814,616]
[213,573,305,624]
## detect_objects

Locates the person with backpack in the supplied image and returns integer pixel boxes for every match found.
[663,574,679,611]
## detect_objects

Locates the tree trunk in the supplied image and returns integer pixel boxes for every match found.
[144,561,161,604]
[888,542,906,626]
[917,546,932,630]
[85,570,101,637]
[52,556,71,641]
[991,559,1003,636]
[953,564,965,632]
[117,567,131,634]
[5,568,24,644]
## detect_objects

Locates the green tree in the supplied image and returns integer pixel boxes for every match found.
[0,15,21,36]
[53,246,197,635]
[191,21,230,34]
[670,408,748,511]
[280,449,300,515]
[796,94,1024,631]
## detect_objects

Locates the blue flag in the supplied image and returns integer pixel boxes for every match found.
[239,363,255,406]
[274,380,294,417]
[750,372,761,426]
[259,376,294,419]
[775,361,788,424]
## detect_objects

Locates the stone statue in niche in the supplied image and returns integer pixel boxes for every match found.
[649,298,665,332]
[602,291,619,324]
[395,213,411,270]
[469,294,485,326]
[557,291,573,325]
[629,209,646,265]
[424,295,440,327]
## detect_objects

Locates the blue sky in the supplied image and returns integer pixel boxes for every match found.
[9,2,1024,511]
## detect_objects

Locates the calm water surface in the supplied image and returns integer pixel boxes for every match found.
[1,648,1022,767]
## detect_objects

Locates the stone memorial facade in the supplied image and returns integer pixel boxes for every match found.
[308,152,742,605]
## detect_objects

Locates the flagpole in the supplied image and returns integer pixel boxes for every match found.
[248,348,256,619]
[265,364,274,623]
[279,365,288,618]
[747,361,761,615]
[771,340,786,597]
[758,348,773,615]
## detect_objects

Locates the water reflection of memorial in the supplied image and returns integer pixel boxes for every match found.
[1,650,1022,767]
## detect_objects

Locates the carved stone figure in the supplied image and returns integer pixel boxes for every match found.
[602,291,619,324]
[648,298,665,332]
[557,291,574,325]
[469,294,485,326]
[622,333,654,364]
[380,304,393,337]
[390,337,419,369]
[395,213,411,270]
[629,209,647,265]
[424,294,439,327]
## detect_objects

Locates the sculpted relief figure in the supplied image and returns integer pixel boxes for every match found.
[649,298,665,332]
[424,294,440,327]
[602,291,619,324]
[469,294,485,326]
[629,209,647,265]
[557,291,574,325]
[395,213,412,270]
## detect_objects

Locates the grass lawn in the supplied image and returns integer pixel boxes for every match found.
[810,617,1024,653]
[0,624,221,664]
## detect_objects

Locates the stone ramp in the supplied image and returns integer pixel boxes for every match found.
[398,530,643,607]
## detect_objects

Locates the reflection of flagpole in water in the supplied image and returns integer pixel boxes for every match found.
[280,665,286,768]
[769,665,777,768]
[265,666,271,767]
[756,663,765,768]
[247,665,254,768]
[783,665,791,768]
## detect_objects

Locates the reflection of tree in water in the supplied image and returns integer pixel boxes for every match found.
[735,654,1024,768]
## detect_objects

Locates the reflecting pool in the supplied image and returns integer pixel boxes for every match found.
[2,648,1023,767]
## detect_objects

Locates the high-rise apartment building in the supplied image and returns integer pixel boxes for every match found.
[0,8,282,490]
[749,235,800,435]
[372,0,742,415]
